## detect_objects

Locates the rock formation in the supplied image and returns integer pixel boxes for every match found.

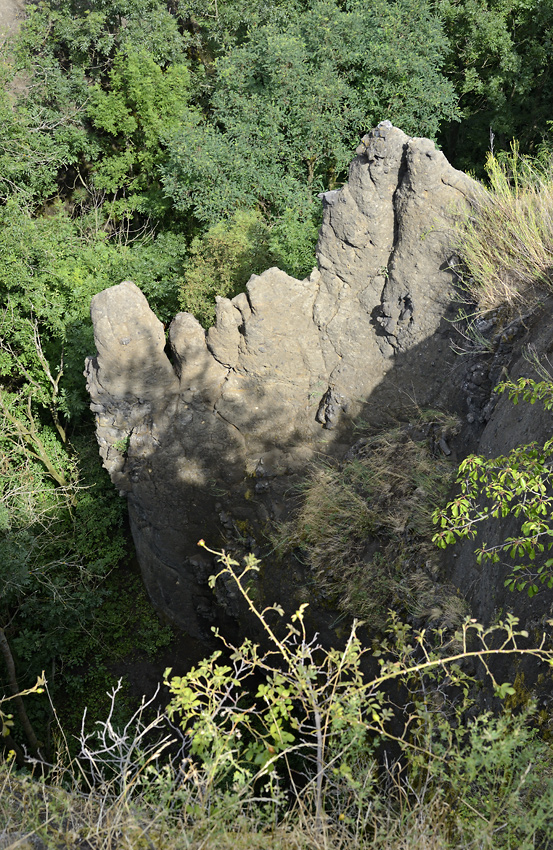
[86,121,480,637]
[448,300,553,627]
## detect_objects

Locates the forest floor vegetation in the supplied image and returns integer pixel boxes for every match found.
[273,412,463,630]
[2,550,553,850]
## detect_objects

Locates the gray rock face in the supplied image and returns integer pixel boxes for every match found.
[0,0,25,42]
[85,122,477,636]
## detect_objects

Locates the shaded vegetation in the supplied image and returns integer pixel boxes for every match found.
[275,413,462,628]
[2,555,553,849]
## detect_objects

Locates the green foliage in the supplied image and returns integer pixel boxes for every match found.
[0,64,72,203]
[437,0,553,171]
[423,705,553,848]
[91,571,174,664]
[3,0,192,225]
[0,395,173,745]
[55,568,173,740]
[180,210,273,326]
[86,45,195,222]
[434,374,553,596]
[0,457,126,673]
[1,551,553,847]
[0,198,179,440]
[267,204,320,279]
[162,545,553,843]
[163,0,458,225]
[180,205,321,326]
[166,549,377,825]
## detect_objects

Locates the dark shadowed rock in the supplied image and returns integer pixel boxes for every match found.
[446,300,553,627]
[85,122,478,637]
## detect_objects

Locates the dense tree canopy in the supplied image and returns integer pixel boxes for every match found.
[163,0,458,223]
[437,0,553,170]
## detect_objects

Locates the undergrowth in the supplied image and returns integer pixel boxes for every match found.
[53,568,174,746]
[274,412,462,628]
[1,548,553,850]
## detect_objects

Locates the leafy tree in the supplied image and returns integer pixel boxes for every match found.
[85,45,195,223]
[267,203,321,279]
[437,0,553,170]
[0,66,74,203]
[179,210,273,325]
[164,543,553,839]
[163,0,459,225]
[4,0,193,227]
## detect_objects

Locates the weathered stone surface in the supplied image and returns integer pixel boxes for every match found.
[88,281,178,401]
[86,122,478,636]
[313,122,475,425]
[0,0,25,42]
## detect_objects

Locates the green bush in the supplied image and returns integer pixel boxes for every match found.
[179,210,274,327]
[162,545,553,846]
[426,707,553,849]
[179,205,319,328]
[434,369,553,596]
[2,547,553,848]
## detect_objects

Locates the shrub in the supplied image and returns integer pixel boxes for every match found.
[178,205,319,328]
[2,548,553,848]
[163,545,553,846]
[433,368,553,596]
[180,210,273,327]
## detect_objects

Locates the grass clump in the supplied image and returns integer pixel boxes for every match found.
[276,413,460,627]
[460,148,553,311]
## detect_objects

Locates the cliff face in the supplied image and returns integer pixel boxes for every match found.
[86,121,550,638]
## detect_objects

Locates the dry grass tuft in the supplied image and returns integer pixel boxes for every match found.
[0,755,519,850]
[275,413,462,628]
[459,148,553,312]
